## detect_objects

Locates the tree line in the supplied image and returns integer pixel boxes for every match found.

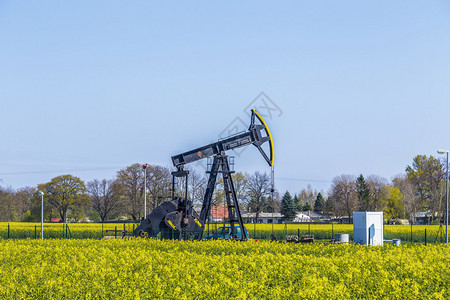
[0,163,276,223]
[0,154,447,224]
[280,154,448,224]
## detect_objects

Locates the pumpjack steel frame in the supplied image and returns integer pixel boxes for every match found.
[133,109,274,240]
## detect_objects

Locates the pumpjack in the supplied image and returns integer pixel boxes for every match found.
[133,109,274,240]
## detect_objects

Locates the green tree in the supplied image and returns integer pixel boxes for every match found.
[302,202,312,211]
[22,210,34,222]
[28,191,53,222]
[314,192,325,213]
[293,194,301,211]
[324,197,335,217]
[38,175,90,223]
[383,186,405,220]
[356,174,370,211]
[406,155,444,222]
[280,191,296,220]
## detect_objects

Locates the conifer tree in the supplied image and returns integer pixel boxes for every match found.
[314,192,325,213]
[356,174,370,211]
[281,191,297,220]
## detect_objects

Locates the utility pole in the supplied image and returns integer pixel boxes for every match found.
[142,164,150,218]
[437,149,449,245]
[38,191,44,239]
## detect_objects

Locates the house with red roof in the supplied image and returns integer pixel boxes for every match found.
[209,205,229,222]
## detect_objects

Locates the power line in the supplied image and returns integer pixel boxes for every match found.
[275,176,332,183]
[0,167,333,184]
[0,167,121,176]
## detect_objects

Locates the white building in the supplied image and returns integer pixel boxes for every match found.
[293,211,328,223]
[293,212,311,222]
[242,212,283,224]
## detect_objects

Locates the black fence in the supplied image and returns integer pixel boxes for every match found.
[0,223,446,244]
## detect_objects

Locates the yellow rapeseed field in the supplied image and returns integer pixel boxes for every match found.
[0,239,448,299]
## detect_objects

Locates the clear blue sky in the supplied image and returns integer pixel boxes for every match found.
[1,1,449,195]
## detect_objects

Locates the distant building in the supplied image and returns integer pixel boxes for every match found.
[413,211,438,224]
[386,219,409,225]
[293,212,311,222]
[336,216,352,224]
[293,211,328,223]
[209,205,229,222]
[242,212,283,224]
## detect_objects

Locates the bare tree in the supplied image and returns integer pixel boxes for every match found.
[431,168,447,224]
[0,188,14,221]
[13,187,35,221]
[266,190,281,213]
[406,155,444,222]
[186,167,207,206]
[246,171,272,222]
[146,165,172,209]
[392,174,419,223]
[329,175,357,222]
[87,179,122,222]
[298,185,318,207]
[115,164,144,221]
[298,185,318,211]
[324,195,336,217]
[366,175,388,211]
[214,172,249,207]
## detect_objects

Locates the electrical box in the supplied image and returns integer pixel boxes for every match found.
[353,212,383,246]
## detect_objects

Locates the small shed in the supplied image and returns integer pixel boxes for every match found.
[353,212,383,246]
